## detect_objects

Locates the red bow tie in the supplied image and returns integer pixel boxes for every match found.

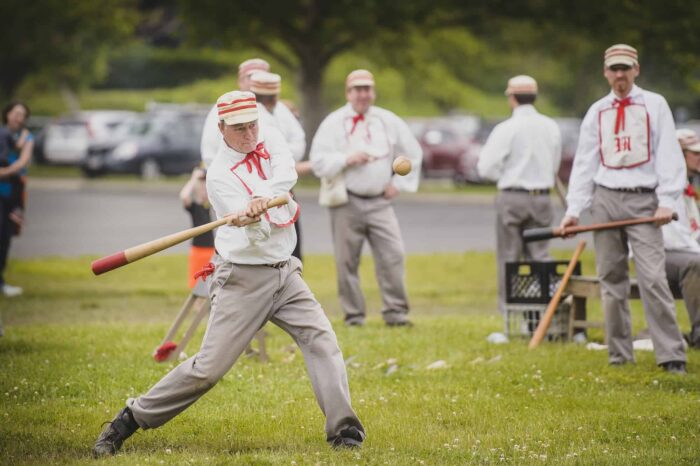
[350,113,365,135]
[243,142,270,179]
[685,184,697,199]
[612,97,632,135]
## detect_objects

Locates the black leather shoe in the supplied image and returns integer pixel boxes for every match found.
[660,360,687,375]
[330,426,365,449]
[92,407,140,457]
[386,320,413,327]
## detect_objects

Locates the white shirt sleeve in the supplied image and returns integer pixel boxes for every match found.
[390,113,423,192]
[274,102,307,162]
[552,122,563,176]
[200,105,221,168]
[565,106,600,218]
[476,123,512,181]
[310,112,348,179]
[653,96,685,209]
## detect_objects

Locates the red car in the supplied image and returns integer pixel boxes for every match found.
[418,115,483,184]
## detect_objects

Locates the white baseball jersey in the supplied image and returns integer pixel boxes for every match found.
[206,126,299,264]
[566,85,685,218]
[663,184,700,252]
[477,104,562,189]
[310,103,422,196]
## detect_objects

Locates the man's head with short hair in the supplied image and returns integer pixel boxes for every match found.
[603,44,639,97]
[677,128,700,174]
[237,58,270,91]
[505,75,537,109]
[216,90,259,153]
[345,69,376,114]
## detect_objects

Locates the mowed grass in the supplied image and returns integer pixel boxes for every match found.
[1,252,699,465]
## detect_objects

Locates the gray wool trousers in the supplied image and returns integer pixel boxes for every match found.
[496,191,554,317]
[329,194,409,325]
[127,256,364,441]
[591,186,686,365]
[665,249,700,348]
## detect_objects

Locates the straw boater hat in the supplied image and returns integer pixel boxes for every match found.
[345,69,375,89]
[604,44,638,68]
[504,75,538,96]
[250,71,281,95]
[677,129,700,152]
[238,58,270,78]
[216,90,258,125]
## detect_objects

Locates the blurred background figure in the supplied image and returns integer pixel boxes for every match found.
[250,71,309,261]
[179,165,214,288]
[476,75,561,319]
[0,101,34,297]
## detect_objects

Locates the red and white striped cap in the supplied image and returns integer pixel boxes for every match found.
[250,71,281,95]
[345,69,375,89]
[677,128,700,152]
[238,58,270,78]
[604,44,638,68]
[505,75,538,96]
[216,91,258,125]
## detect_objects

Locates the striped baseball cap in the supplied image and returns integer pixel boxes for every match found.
[505,75,538,96]
[250,71,281,95]
[677,129,700,152]
[604,44,638,68]
[216,91,258,125]
[346,69,375,89]
[238,58,270,78]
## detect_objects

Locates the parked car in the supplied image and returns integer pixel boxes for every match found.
[418,115,483,184]
[81,109,207,178]
[40,110,136,165]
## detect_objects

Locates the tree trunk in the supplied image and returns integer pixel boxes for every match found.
[298,54,327,157]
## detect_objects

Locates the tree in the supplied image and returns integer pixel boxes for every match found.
[180,0,445,137]
[0,0,137,100]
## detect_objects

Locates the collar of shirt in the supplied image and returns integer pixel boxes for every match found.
[605,84,643,104]
[512,104,537,117]
[344,102,374,119]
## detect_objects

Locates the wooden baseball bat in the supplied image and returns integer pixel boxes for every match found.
[523,213,678,243]
[91,196,289,275]
[528,240,586,349]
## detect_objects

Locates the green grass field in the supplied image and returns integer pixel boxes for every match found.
[1,253,698,465]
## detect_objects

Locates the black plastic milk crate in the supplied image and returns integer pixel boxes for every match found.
[505,261,581,304]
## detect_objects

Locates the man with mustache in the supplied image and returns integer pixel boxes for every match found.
[560,44,688,373]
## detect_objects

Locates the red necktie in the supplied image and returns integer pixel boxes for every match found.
[613,97,632,135]
[350,113,364,134]
[243,143,270,179]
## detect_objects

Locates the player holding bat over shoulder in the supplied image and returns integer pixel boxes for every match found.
[560,44,687,374]
[93,90,365,457]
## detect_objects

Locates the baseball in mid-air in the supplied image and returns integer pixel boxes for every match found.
[392,155,412,176]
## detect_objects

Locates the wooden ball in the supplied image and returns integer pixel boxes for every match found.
[392,155,412,176]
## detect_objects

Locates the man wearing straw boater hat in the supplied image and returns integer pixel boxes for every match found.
[93,90,365,457]
[309,69,422,327]
[477,75,562,321]
[250,71,309,260]
[560,44,687,373]
[200,58,271,168]
[660,128,700,348]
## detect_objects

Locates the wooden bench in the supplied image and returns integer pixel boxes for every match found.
[564,276,683,342]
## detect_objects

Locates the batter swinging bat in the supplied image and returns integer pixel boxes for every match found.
[91,196,289,275]
[522,213,678,243]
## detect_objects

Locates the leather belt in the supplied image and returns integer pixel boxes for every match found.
[347,190,384,199]
[502,187,551,195]
[598,184,655,194]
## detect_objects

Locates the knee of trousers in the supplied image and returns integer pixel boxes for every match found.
[302,327,342,359]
